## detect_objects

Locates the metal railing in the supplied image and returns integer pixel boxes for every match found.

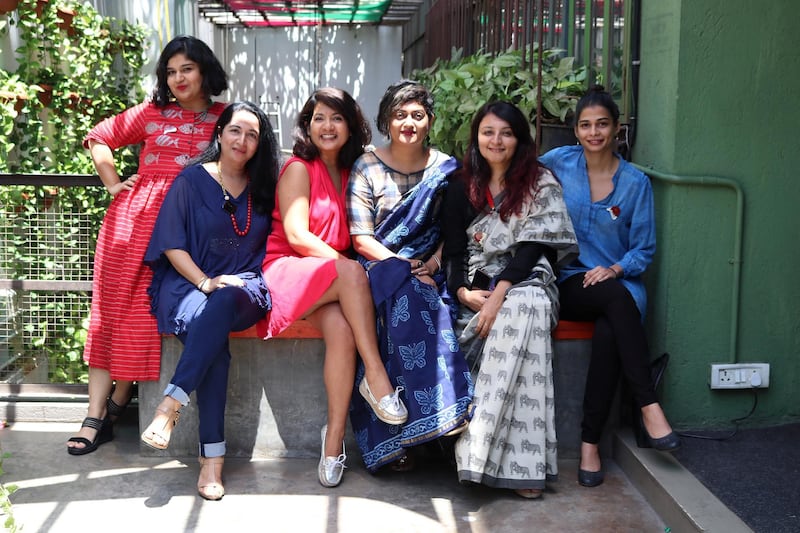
[0,174,105,393]
[420,0,633,121]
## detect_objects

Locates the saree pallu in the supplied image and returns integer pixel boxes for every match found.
[350,158,473,472]
[454,175,578,489]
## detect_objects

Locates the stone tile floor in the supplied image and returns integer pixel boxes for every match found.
[0,419,668,533]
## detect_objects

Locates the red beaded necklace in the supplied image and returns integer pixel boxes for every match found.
[216,161,252,237]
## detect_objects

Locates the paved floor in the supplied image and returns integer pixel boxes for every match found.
[0,418,670,533]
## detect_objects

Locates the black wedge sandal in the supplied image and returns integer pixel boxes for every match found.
[106,395,130,422]
[67,416,112,456]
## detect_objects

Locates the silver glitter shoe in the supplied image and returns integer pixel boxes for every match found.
[318,425,347,488]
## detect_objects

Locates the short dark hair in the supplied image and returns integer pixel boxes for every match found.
[152,35,228,107]
[375,80,435,137]
[190,101,280,215]
[292,87,371,169]
[575,84,620,125]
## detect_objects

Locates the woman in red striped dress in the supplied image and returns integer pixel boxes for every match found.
[67,36,228,455]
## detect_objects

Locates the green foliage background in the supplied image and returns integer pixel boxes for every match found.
[0,0,149,384]
[411,45,587,159]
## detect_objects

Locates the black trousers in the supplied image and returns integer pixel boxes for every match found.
[558,274,658,444]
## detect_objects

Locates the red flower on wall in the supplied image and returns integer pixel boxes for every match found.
[606,205,621,220]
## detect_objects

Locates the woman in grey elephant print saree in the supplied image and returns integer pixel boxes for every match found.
[441,101,578,499]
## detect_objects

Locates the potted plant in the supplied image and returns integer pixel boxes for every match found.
[0,71,32,113]
[412,45,587,158]
[0,0,19,13]
[535,52,587,154]
[56,4,75,35]
[0,0,19,15]
[31,67,63,107]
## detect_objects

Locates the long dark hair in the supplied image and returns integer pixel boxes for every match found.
[151,35,228,107]
[190,101,280,215]
[292,87,371,169]
[461,101,543,221]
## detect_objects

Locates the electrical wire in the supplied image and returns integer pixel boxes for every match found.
[677,387,759,442]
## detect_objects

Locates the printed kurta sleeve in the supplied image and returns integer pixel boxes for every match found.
[83,102,151,150]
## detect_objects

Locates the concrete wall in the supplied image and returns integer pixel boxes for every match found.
[635,0,800,428]
[139,336,605,460]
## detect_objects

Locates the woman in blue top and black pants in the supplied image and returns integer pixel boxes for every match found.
[540,86,680,489]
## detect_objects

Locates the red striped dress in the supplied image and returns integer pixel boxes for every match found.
[82,100,227,381]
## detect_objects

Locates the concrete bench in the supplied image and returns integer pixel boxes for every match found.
[139,320,601,460]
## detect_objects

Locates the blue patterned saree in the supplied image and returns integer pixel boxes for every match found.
[350,157,473,472]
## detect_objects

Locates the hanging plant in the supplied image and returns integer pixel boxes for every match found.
[55,4,74,35]
[33,0,46,18]
[0,0,151,384]
[0,0,20,15]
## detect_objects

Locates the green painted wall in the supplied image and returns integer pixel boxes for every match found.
[635,0,800,428]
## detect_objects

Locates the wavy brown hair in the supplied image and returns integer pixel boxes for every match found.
[292,87,371,169]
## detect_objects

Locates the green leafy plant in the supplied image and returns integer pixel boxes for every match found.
[0,0,150,384]
[0,72,33,160]
[412,45,587,159]
[0,445,18,533]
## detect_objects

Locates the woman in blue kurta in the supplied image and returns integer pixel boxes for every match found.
[347,81,473,472]
[139,102,280,500]
[540,86,680,489]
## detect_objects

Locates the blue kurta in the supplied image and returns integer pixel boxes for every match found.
[540,145,655,316]
[145,164,272,334]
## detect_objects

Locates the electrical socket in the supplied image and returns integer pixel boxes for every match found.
[709,363,770,389]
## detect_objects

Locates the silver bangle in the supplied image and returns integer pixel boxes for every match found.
[432,255,442,272]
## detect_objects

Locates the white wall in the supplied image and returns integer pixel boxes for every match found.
[221,25,402,150]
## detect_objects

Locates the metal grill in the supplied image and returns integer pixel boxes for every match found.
[0,179,103,386]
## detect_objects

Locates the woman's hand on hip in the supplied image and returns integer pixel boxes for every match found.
[107,174,139,197]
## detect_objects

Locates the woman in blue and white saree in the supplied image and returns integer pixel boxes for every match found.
[346,81,472,472]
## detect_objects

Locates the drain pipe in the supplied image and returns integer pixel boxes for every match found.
[628,0,641,155]
[632,165,745,363]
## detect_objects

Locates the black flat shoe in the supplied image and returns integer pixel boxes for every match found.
[67,416,112,456]
[578,468,605,487]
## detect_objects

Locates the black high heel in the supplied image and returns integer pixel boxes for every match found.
[633,353,671,448]
[67,416,112,456]
[640,414,681,452]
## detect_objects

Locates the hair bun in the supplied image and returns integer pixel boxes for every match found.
[589,84,606,94]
